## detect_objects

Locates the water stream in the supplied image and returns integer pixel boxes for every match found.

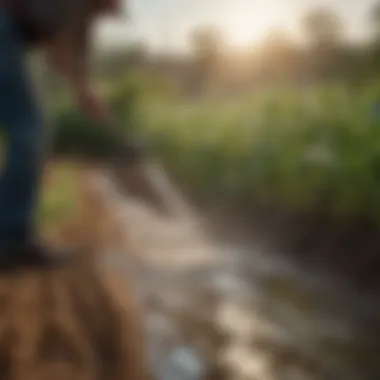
[92,169,380,380]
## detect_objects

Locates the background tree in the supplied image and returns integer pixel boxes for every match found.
[257,27,303,84]
[189,25,225,93]
[368,1,380,77]
[301,7,345,81]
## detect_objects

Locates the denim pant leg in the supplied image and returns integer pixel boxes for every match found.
[0,10,44,247]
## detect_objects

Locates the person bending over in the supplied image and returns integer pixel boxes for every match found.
[0,0,148,269]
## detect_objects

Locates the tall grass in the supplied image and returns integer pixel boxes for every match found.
[38,162,80,234]
[136,84,380,223]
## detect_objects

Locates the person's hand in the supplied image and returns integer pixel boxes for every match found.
[75,85,129,143]
[75,84,148,162]
[76,86,114,126]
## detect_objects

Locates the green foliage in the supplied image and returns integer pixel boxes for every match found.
[52,108,122,158]
[38,163,79,231]
[137,84,380,223]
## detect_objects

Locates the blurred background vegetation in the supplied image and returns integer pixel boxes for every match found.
[36,2,380,227]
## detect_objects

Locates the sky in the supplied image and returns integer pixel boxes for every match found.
[96,0,379,52]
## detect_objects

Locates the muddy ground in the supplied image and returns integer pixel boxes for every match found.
[70,166,380,380]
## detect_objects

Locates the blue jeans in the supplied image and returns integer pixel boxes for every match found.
[0,10,44,247]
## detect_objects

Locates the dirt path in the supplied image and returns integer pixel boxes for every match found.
[85,168,380,380]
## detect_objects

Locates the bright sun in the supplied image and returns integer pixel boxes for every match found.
[227,22,259,47]
[219,5,282,48]
[225,18,275,48]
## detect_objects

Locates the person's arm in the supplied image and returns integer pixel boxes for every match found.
[43,15,168,213]
[44,19,115,126]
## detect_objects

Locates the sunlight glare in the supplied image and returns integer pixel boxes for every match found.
[220,6,282,48]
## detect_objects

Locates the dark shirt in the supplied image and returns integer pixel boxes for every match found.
[5,0,91,47]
